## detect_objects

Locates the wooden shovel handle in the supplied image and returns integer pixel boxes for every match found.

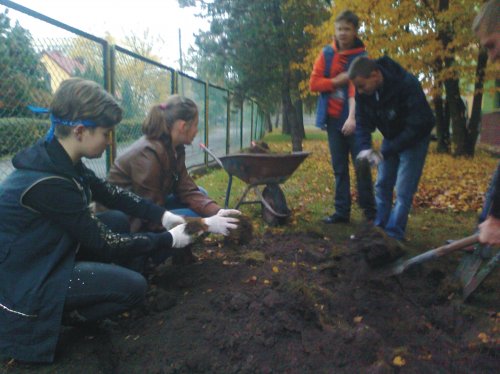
[434,234,479,257]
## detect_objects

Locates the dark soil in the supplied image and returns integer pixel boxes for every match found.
[3,230,499,374]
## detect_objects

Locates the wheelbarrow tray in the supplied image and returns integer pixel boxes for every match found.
[219,151,310,185]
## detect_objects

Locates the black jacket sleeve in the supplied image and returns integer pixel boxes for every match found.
[490,164,500,219]
[83,166,165,224]
[22,177,173,262]
[354,96,374,153]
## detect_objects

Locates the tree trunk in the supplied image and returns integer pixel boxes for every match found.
[445,78,467,156]
[281,96,303,151]
[281,100,290,134]
[281,71,303,151]
[294,98,305,139]
[432,92,450,153]
[265,112,273,133]
[465,48,488,156]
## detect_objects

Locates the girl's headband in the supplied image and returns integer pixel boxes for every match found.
[28,105,97,142]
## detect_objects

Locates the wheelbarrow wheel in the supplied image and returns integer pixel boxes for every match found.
[261,184,290,226]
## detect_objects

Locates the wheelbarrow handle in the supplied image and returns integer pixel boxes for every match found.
[199,143,225,169]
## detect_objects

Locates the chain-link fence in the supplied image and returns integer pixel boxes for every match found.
[0,0,265,181]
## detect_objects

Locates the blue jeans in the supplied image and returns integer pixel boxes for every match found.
[165,186,208,217]
[63,210,148,322]
[63,261,147,322]
[374,136,430,240]
[479,162,500,223]
[327,121,376,219]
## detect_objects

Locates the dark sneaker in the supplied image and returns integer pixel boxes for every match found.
[322,214,350,224]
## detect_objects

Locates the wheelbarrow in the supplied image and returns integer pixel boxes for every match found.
[200,143,310,219]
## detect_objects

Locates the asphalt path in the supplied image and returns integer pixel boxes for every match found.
[0,127,244,182]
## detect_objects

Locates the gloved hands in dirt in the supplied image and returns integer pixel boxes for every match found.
[169,223,199,248]
[162,211,186,230]
[203,211,240,236]
[356,149,383,167]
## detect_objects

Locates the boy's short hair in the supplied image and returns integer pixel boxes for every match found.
[348,56,379,79]
[142,95,198,140]
[472,0,499,34]
[335,10,359,30]
[50,78,122,138]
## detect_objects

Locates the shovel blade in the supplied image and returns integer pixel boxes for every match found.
[462,250,499,300]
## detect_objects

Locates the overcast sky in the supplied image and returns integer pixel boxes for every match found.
[1,0,207,68]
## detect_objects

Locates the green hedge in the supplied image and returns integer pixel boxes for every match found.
[0,117,143,158]
[115,118,142,143]
[0,118,49,157]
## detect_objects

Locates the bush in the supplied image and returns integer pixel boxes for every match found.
[0,117,49,157]
[0,117,144,158]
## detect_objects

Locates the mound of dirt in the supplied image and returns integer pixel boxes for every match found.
[350,225,407,268]
[4,232,499,373]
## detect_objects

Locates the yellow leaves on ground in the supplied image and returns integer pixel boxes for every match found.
[417,150,496,212]
[298,140,495,214]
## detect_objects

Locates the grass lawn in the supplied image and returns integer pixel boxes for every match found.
[195,126,496,255]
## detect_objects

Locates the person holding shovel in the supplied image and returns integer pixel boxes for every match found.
[107,95,239,233]
[348,56,435,241]
[0,79,238,363]
[309,10,376,224]
[473,0,500,246]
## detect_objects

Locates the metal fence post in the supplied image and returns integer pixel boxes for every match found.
[250,100,254,142]
[173,71,179,94]
[104,42,116,172]
[226,91,231,155]
[204,80,209,166]
[240,100,244,150]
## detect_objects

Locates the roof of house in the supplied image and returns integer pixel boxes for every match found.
[43,50,85,75]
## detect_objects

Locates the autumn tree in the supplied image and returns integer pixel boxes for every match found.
[298,0,496,156]
[0,9,51,117]
[179,0,329,151]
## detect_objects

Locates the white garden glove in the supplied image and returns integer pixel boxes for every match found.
[162,211,186,230]
[169,223,197,248]
[216,209,242,217]
[203,213,240,236]
[356,149,383,167]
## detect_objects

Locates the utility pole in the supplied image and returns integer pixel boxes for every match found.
[178,28,184,95]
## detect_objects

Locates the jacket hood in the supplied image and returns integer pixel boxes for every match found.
[12,139,81,180]
[333,37,365,55]
[377,56,407,95]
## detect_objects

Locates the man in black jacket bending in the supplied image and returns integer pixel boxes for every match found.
[348,56,435,241]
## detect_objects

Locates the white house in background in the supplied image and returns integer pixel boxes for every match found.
[40,50,85,92]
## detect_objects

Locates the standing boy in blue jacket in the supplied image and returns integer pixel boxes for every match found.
[310,10,376,224]
[348,56,435,241]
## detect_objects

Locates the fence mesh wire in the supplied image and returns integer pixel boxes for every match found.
[0,2,264,182]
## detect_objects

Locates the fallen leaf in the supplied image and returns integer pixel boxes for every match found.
[392,356,406,367]
[478,332,490,343]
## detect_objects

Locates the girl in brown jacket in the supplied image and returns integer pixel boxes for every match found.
[108,95,238,233]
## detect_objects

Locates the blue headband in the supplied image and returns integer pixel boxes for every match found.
[27,105,97,141]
